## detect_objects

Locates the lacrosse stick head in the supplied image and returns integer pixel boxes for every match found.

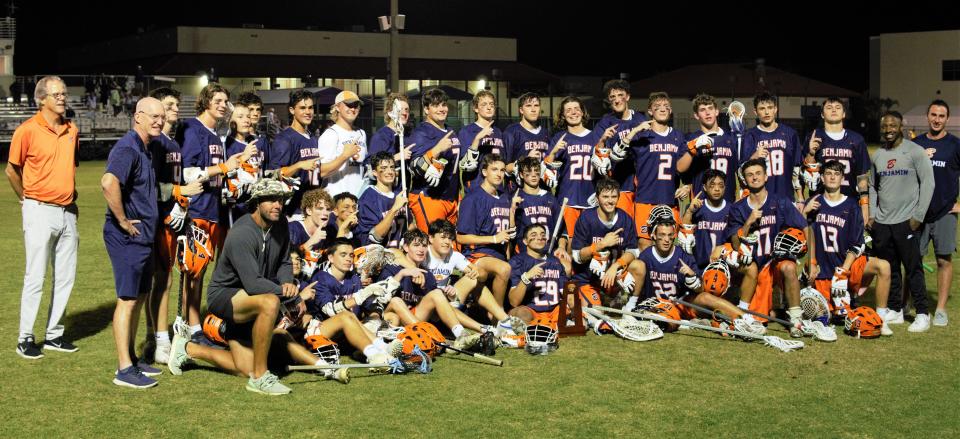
[772,228,807,260]
[202,314,229,346]
[727,101,745,134]
[388,98,405,135]
[613,315,664,342]
[702,260,731,296]
[178,224,212,278]
[524,315,558,356]
[353,244,396,282]
[761,335,806,352]
[636,297,681,332]
[799,287,830,324]
[844,306,883,339]
[305,334,341,365]
[391,346,432,374]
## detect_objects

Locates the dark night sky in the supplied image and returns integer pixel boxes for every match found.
[12,0,960,93]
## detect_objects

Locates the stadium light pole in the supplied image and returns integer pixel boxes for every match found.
[378,1,405,93]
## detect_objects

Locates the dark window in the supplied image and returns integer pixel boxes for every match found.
[943,60,960,81]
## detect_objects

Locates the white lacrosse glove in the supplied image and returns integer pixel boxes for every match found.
[677,224,696,254]
[540,159,561,189]
[590,147,612,176]
[792,166,802,191]
[616,269,635,293]
[610,141,629,162]
[589,251,610,277]
[831,267,851,309]
[802,162,821,192]
[460,148,480,172]
[237,165,258,186]
[424,158,447,187]
[684,273,702,291]
[281,176,301,194]
[165,202,187,232]
[687,133,714,157]
[300,249,322,279]
[586,192,599,208]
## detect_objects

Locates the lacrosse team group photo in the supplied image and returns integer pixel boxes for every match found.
[2,1,958,437]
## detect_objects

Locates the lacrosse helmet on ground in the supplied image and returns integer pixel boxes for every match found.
[702,260,731,296]
[844,306,884,339]
[524,315,558,356]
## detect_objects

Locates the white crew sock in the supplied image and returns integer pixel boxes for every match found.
[372,338,389,352]
[738,300,750,310]
[156,331,170,344]
[190,324,202,335]
[451,324,465,338]
[362,344,382,359]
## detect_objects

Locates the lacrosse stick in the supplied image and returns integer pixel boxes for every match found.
[594,305,805,352]
[173,235,190,338]
[732,303,837,342]
[437,343,503,367]
[548,197,569,252]
[287,346,432,374]
[799,287,831,324]
[727,101,745,160]
[668,297,769,338]
[583,307,663,342]
[387,99,411,229]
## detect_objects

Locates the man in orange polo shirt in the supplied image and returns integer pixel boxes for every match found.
[5,76,80,359]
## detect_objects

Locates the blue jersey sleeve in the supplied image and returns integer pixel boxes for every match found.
[105,145,137,186]
[268,131,294,170]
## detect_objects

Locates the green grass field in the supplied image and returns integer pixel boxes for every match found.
[1,161,957,438]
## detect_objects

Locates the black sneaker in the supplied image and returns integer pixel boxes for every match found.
[43,337,79,353]
[16,338,44,360]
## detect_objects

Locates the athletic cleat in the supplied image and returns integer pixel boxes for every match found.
[136,360,163,377]
[154,343,171,364]
[246,372,290,395]
[167,332,191,376]
[366,352,394,374]
[42,337,78,353]
[933,309,948,327]
[16,337,44,360]
[908,314,931,333]
[884,309,905,325]
[113,365,157,389]
[452,332,482,351]
[499,334,525,349]
[881,321,893,336]
[734,318,767,336]
[800,320,837,342]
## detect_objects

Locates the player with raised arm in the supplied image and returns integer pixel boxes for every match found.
[357,151,407,247]
[683,94,739,203]
[741,92,803,202]
[802,160,892,335]
[407,88,461,232]
[594,79,647,216]
[502,92,550,183]
[458,90,504,191]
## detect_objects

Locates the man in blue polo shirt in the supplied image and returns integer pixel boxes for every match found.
[102,97,164,389]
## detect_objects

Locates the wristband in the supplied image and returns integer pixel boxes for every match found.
[217,163,229,174]
[520,273,531,285]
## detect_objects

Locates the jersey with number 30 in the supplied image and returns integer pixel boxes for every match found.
[457,187,512,261]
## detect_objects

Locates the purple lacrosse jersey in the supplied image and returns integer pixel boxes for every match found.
[637,246,701,300]
[458,122,506,188]
[457,187,512,261]
[149,133,182,217]
[177,117,225,222]
[356,186,403,247]
[690,199,731,268]
[553,129,602,208]
[308,269,363,317]
[409,122,461,201]
[377,263,439,306]
[632,127,686,206]
[515,189,565,248]
[809,195,864,279]
[570,207,639,285]
[502,123,550,163]
[741,124,802,201]
[268,127,321,215]
[596,111,647,193]
[723,193,807,268]
[685,129,740,203]
[289,219,338,254]
[509,252,567,312]
[367,125,401,165]
[805,128,869,198]
[912,133,960,222]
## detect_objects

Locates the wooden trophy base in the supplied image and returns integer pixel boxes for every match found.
[558,281,587,337]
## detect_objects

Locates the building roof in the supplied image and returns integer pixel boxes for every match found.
[630,63,860,99]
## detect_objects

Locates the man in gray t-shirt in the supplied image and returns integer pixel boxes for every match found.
[867,111,935,332]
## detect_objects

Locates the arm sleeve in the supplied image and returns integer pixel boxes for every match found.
[105,146,136,186]
[277,237,294,285]
[913,147,936,222]
[180,129,206,168]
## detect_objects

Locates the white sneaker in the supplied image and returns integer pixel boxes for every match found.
[881,321,893,336]
[884,309,905,325]
[245,371,291,395]
[933,309,948,327]
[367,352,395,373]
[154,343,171,364]
[908,314,931,333]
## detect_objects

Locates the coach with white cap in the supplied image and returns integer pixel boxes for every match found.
[318,90,368,198]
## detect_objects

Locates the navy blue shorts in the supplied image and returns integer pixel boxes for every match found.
[104,230,154,299]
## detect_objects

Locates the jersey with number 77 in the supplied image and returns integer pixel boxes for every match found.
[722,193,807,268]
